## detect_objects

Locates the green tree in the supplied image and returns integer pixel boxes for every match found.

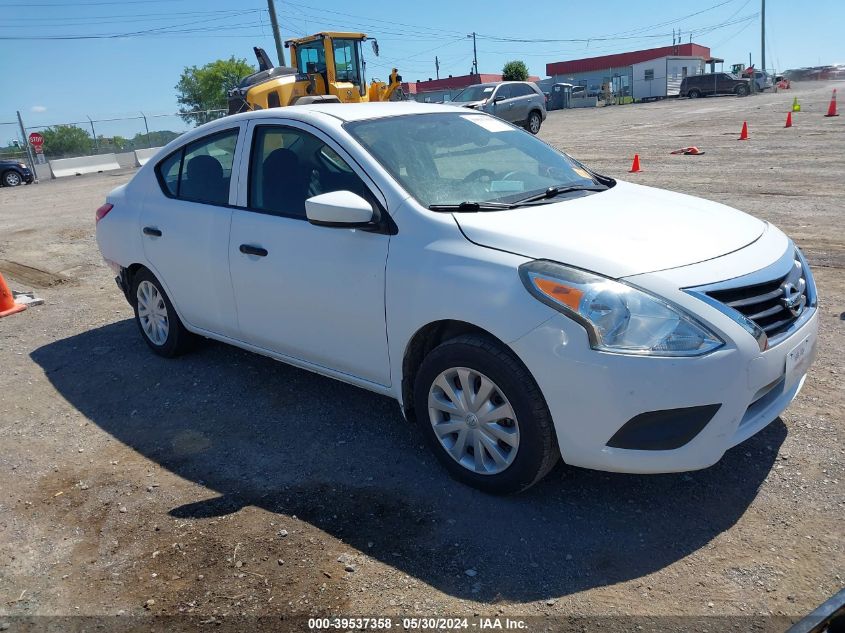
[502,60,529,82]
[176,56,254,126]
[41,125,93,158]
[131,130,181,149]
[112,135,128,150]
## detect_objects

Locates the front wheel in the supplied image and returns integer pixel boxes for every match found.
[2,170,22,187]
[735,84,749,96]
[413,335,559,494]
[525,111,542,134]
[131,268,194,357]
[687,89,701,99]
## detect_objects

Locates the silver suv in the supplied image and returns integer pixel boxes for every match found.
[452,81,547,134]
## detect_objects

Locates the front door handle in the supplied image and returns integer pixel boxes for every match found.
[239,244,268,257]
[142,226,162,237]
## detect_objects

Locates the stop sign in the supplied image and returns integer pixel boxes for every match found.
[28,132,44,148]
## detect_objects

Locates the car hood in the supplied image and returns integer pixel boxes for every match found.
[453,180,766,278]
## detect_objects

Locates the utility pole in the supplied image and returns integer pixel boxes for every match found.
[16,110,36,177]
[467,32,478,75]
[267,0,286,66]
[435,56,440,80]
[760,0,766,74]
[140,111,150,147]
[87,116,98,152]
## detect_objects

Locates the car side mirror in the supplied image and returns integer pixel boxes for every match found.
[493,95,505,103]
[305,190,375,228]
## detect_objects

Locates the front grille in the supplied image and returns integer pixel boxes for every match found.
[706,256,809,339]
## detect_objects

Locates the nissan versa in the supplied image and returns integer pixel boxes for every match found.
[95,103,818,494]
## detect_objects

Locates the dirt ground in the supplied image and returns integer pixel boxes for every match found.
[1,81,843,632]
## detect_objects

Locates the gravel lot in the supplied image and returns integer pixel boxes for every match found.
[1,81,843,631]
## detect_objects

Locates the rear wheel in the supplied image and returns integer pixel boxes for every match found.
[525,111,542,134]
[2,170,22,187]
[413,334,559,494]
[735,84,749,96]
[131,268,194,357]
[687,89,701,99]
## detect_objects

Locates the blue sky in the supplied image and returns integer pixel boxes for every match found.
[1,0,843,139]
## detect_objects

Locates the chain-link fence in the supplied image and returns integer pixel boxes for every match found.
[1,108,227,166]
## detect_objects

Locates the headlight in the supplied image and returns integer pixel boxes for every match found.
[519,260,723,356]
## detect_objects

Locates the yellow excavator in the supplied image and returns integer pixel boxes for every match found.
[228,32,405,114]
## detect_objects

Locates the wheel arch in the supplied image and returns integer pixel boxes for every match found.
[400,319,518,423]
[121,264,191,331]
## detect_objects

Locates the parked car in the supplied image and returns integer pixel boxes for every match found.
[571,86,587,98]
[753,71,774,91]
[96,103,818,494]
[680,73,751,98]
[0,159,34,187]
[451,81,547,134]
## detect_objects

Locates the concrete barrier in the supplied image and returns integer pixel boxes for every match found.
[116,151,138,169]
[570,96,599,108]
[134,147,163,167]
[34,163,53,181]
[49,153,122,178]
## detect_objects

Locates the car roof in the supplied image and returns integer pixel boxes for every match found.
[227,101,468,124]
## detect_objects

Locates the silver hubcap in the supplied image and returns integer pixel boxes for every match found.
[530,115,540,133]
[6,172,21,186]
[428,367,519,475]
[136,280,169,346]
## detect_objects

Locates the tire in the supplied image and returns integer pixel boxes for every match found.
[131,268,194,358]
[687,89,701,99]
[735,84,749,97]
[525,110,542,135]
[2,170,22,187]
[413,334,559,494]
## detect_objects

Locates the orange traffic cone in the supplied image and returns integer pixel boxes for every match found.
[629,154,642,173]
[739,121,749,140]
[785,111,793,128]
[0,272,27,318]
[825,89,839,117]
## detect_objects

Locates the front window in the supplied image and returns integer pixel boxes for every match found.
[452,85,495,103]
[249,125,369,219]
[332,38,363,87]
[346,113,601,208]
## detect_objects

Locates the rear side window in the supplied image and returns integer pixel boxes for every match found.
[511,84,534,97]
[154,128,239,206]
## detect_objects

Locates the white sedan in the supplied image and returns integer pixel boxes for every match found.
[95,102,818,494]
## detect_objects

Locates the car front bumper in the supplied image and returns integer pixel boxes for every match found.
[510,303,818,474]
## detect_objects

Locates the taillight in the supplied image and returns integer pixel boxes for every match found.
[95,203,113,223]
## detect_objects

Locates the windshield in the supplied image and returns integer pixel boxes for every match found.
[345,112,601,208]
[452,85,495,103]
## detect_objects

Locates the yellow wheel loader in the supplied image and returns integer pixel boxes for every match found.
[228,32,405,114]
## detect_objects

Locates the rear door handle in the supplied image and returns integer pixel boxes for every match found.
[142,226,162,237]
[239,244,268,257]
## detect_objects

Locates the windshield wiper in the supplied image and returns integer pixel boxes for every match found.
[428,201,515,212]
[510,184,608,206]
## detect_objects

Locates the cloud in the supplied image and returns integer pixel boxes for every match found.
[30,105,47,113]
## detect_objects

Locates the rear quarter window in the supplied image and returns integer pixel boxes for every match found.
[157,150,181,197]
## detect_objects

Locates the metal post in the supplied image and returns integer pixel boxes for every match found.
[435,56,440,80]
[87,116,98,152]
[467,32,478,75]
[140,111,150,147]
[761,0,766,75]
[15,110,37,178]
[267,0,286,67]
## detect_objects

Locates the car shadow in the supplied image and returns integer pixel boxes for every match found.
[31,320,785,603]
